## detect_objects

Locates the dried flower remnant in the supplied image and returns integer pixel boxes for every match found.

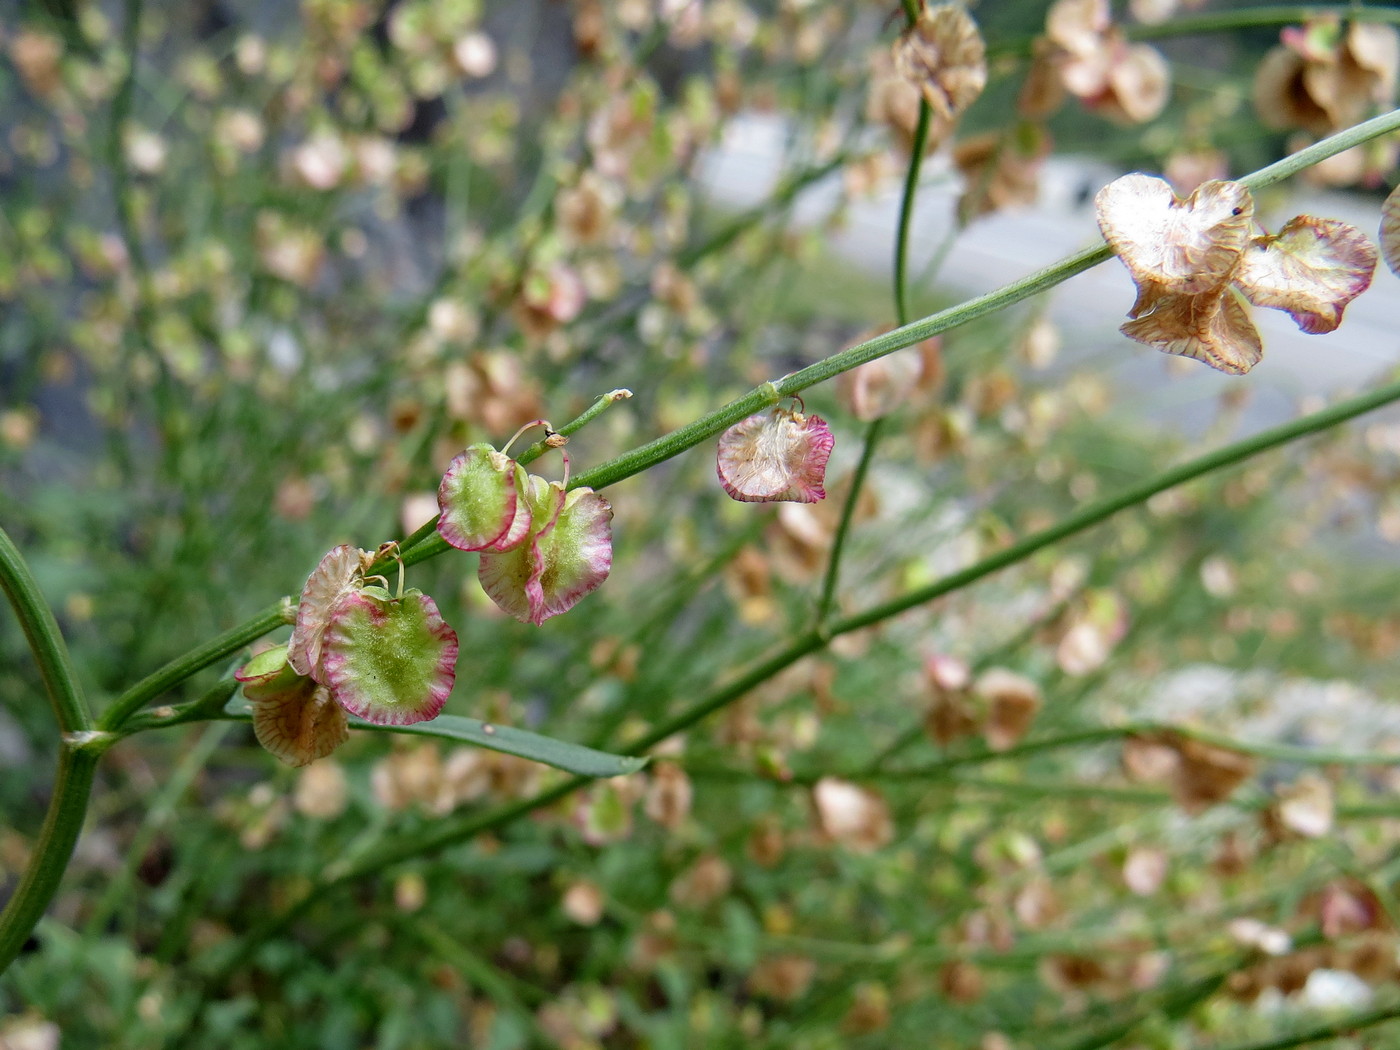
[1255,19,1399,135]
[288,544,370,679]
[235,645,350,767]
[1098,175,1254,307]
[1044,0,1171,124]
[841,982,891,1036]
[643,762,694,830]
[717,404,834,503]
[975,668,1042,751]
[669,854,732,908]
[1234,217,1376,334]
[747,954,817,1003]
[837,334,941,421]
[811,776,893,853]
[1096,174,1376,373]
[1271,774,1335,838]
[1166,734,1254,813]
[953,124,1050,224]
[294,760,350,819]
[561,881,605,926]
[923,652,977,747]
[1382,184,1400,277]
[1122,846,1168,896]
[891,5,987,124]
[867,50,949,154]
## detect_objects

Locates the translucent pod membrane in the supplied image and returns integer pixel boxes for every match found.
[288,544,368,679]
[478,476,614,626]
[319,588,459,726]
[1096,173,1375,374]
[717,406,834,503]
[437,443,532,553]
[235,644,349,766]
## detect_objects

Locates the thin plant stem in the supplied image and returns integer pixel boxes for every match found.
[816,11,932,628]
[99,601,289,731]
[0,746,101,972]
[0,526,92,736]
[815,416,885,626]
[0,525,104,972]
[1217,1003,1400,1050]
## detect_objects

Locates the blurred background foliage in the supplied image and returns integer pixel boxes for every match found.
[4,0,1400,1047]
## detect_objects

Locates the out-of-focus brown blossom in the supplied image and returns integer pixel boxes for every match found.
[747,816,786,868]
[1255,18,1399,136]
[1039,953,1109,993]
[1055,590,1129,676]
[669,853,732,908]
[1043,0,1171,124]
[1311,879,1388,939]
[514,263,587,341]
[443,351,543,434]
[628,909,678,972]
[837,332,942,422]
[643,761,693,829]
[940,960,985,1003]
[1122,846,1168,896]
[1164,148,1230,196]
[811,776,893,853]
[923,653,977,746]
[293,759,350,819]
[1267,773,1335,839]
[1013,877,1061,929]
[841,981,890,1035]
[975,668,1042,751]
[557,171,620,246]
[953,124,1051,224]
[10,29,64,100]
[561,880,606,926]
[255,212,325,287]
[891,5,987,124]
[747,954,817,1002]
[1165,733,1254,813]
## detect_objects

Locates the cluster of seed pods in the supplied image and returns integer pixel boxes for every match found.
[237,399,838,766]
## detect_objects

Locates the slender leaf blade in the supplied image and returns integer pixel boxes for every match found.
[223,698,645,777]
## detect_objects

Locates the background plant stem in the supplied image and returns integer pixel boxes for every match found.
[0,526,99,972]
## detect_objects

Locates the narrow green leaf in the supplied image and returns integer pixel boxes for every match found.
[223,698,645,778]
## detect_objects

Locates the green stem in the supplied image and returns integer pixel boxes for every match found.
[1219,1003,1400,1050]
[815,416,884,626]
[817,31,930,628]
[0,525,104,973]
[0,746,101,972]
[99,601,289,731]
[0,526,92,735]
[893,107,930,326]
